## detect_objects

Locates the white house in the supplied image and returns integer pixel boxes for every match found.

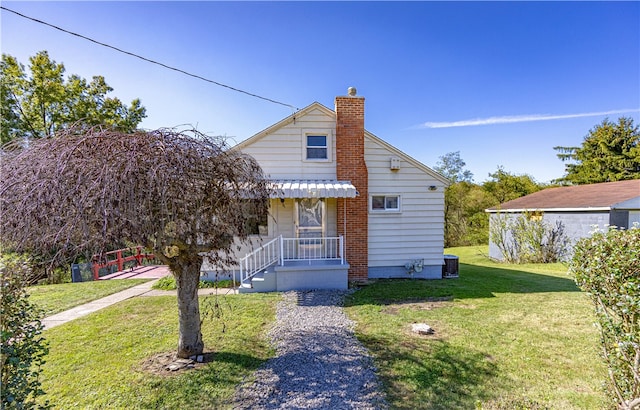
[204,88,449,292]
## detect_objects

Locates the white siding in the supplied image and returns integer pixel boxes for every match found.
[267,198,337,238]
[240,107,338,180]
[202,199,282,273]
[232,102,447,278]
[325,198,338,237]
[201,197,337,273]
[271,198,296,237]
[365,136,446,267]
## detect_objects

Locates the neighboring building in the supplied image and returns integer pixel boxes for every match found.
[203,87,449,292]
[486,179,640,261]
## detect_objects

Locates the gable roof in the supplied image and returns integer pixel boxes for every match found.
[234,101,450,185]
[487,179,640,212]
[234,102,335,150]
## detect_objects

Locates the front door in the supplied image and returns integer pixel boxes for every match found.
[295,198,325,258]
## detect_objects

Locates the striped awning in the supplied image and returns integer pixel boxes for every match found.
[270,180,358,199]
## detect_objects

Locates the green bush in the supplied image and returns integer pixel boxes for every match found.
[570,225,640,410]
[1,255,50,409]
[152,276,233,290]
[490,211,569,263]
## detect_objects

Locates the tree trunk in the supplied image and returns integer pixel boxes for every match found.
[173,256,204,359]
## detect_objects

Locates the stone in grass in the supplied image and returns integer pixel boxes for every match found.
[412,323,435,335]
[167,358,196,371]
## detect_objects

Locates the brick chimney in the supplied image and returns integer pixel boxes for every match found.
[335,87,368,282]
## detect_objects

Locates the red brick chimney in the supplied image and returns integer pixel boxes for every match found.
[335,87,368,282]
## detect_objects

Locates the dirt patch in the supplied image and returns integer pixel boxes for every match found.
[138,351,215,376]
[381,296,454,315]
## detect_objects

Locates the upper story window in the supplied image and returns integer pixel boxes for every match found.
[306,135,328,160]
[371,195,401,212]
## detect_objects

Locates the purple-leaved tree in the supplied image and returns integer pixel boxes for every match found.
[0,127,270,358]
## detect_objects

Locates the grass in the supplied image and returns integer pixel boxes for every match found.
[344,245,608,409]
[28,279,149,316]
[34,246,608,409]
[38,293,279,409]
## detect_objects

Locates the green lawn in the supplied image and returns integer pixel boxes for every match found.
[344,246,608,409]
[28,279,150,316]
[35,246,608,409]
[38,293,279,409]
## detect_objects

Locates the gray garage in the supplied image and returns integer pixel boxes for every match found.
[486,179,640,261]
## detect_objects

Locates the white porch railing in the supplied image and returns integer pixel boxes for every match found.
[239,235,345,284]
[280,236,344,264]
[239,236,281,285]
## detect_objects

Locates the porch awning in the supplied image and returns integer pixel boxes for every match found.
[270,179,358,199]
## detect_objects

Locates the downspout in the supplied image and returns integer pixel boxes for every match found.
[343,197,347,264]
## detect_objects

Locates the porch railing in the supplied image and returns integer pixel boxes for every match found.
[239,235,345,284]
[239,236,281,285]
[281,236,344,264]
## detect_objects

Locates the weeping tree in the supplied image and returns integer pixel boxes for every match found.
[0,127,270,358]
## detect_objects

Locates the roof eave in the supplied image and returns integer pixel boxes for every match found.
[233,102,334,151]
[485,207,612,213]
[364,130,450,186]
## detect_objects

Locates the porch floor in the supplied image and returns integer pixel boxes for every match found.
[280,259,345,268]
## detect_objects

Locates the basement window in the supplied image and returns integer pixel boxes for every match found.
[306,135,328,160]
[371,195,401,212]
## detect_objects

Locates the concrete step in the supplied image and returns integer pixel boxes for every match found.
[238,270,277,293]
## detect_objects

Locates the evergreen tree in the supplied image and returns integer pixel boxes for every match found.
[554,117,640,185]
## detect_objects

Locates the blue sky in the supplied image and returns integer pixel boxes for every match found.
[2,1,639,183]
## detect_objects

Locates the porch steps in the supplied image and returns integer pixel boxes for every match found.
[237,235,349,293]
[238,261,349,293]
[238,269,277,294]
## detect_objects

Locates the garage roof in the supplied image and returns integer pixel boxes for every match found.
[487,179,640,212]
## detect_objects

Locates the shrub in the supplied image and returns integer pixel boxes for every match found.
[1,255,50,409]
[152,276,179,290]
[152,276,233,291]
[490,211,569,263]
[570,225,640,410]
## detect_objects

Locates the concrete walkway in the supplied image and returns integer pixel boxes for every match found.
[99,265,172,280]
[42,279,238,330]
[42,280,160,329]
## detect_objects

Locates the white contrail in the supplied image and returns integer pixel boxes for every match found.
[420,108,640,128]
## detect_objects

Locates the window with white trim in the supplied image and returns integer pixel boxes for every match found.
[371,195,401,212]
[305,135,328,160]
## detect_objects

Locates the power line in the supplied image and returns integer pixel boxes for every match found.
[1,6,299,110]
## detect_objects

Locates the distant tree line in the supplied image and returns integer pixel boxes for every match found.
[434,152,542,247]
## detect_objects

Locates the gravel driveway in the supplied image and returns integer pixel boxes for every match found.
[232,290,388,409]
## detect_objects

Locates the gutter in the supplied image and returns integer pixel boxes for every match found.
[485,207,612,213]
